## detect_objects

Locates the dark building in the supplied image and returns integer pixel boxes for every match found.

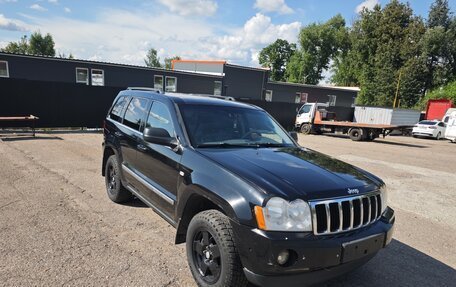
[0,52,358,128]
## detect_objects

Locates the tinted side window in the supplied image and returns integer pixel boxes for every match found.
[146,102,175,137]
[109,96,128,122]
[123,97,149,131]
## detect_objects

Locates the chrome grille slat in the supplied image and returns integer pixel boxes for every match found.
[367,196,372,225]
[359,198,364,228]
[325,204,331,233]
[338,202,343,232]
[349,200,354,229]
[310,192,382,235]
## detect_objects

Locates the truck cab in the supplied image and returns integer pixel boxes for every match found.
[295,102,329,133]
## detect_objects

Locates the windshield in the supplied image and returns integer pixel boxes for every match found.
[178,104,295,148]
[418,121,437,125]
[299,104,312,114]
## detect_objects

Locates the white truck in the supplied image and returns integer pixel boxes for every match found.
[295,103,418,141]
[444,108,456,143]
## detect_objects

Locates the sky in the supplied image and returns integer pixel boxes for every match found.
[0,0,454,68]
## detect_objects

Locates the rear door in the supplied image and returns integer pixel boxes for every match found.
[118,96,150,189]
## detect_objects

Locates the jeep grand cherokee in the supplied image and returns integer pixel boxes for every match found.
[102,88,395,287]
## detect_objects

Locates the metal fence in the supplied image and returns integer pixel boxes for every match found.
[0,78,304,130]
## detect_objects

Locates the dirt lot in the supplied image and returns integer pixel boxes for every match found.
[0,132,455,286]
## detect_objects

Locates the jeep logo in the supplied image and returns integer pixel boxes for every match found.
[347,188,360,194]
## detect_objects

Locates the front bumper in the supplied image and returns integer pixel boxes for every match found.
[232,207,395,287]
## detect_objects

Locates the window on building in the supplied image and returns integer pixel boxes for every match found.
[295,93,301,104]
[154,75,164,92]
[109,96,128,122]
[0,61,9,78]
[123,97,149,131]
[265,90,273,102]
[165,76,177,92]
[328,95,337,106]
[214,81,222,96]
[91,69,104,86]
[76,68,89,84]
[146,101,175,137]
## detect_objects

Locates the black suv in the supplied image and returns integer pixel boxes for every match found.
[102,89,395,287]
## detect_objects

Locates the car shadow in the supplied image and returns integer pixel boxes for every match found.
[317,134,428,148]
[319,239,456,287]
[0,135,63,141]
[121,197,149,208]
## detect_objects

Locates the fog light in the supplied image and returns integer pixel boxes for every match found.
[277,250,290,265]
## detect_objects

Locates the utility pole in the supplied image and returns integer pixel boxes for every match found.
[393,70,402,108]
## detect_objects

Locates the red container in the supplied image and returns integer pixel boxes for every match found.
[425,99,454,120]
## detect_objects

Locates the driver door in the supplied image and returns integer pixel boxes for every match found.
[134,101,181,217]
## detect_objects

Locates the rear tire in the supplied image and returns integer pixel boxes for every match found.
[105,155,133,203]
[186,210,248,287]
[349,128,363,141]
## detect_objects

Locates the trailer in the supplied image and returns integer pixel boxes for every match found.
[295,103,417,141]
[425,99,454,120]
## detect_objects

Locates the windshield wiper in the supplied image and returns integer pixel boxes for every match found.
[246,142,288,148]
[196,142,253,148]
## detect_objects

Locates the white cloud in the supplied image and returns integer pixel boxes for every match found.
[0,14,29,31]
[30,4,48,12]
[157,0,217,16]
[207,13,300,65]
[14,9,300,67]
[64,7,71,13]
[254,0,293,15]
[355,0,379,13]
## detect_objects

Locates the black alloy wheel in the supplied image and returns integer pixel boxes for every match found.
[192,230,222,284]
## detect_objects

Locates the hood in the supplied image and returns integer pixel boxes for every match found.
[198,147,382,201]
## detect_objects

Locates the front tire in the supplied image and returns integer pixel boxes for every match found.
[186,210,248,287]
[436,132,441,140]
[300,123,312,134]
[104,155,133,203]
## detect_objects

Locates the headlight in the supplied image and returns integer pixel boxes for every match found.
[254,197,312,232]
[380,185,388,214]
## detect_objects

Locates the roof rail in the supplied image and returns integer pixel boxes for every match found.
[127,87,161,93]
[166,92,235,101]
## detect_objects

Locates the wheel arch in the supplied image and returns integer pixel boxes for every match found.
[102,144,118,176]
[174,188,241,244]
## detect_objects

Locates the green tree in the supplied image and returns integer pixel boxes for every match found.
[164,56,181,69]
[1,32,56,57]
[286,14,348,85]
[422,0,456,92]
[333,1,427,107]
[144,48,162,68]
[1,35,29,54]
[28,32,55,56]
[259,39,296,82]
[417,80,456,110]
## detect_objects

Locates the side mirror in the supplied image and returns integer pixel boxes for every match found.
[289,131,298,141]
[143,127,178,148]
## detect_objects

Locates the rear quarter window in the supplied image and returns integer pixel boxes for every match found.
[109,96,128,122]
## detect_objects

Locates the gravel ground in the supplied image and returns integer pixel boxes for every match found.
[0,132,455,286]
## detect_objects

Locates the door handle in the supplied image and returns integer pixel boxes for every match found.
[137,144,148,152]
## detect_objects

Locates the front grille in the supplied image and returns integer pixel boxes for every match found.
[309,192,382,235]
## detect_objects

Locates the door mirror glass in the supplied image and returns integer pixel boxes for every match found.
[143,127,178,148]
